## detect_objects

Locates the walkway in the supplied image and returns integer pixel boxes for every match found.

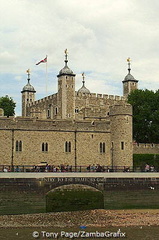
[0,172,159,178]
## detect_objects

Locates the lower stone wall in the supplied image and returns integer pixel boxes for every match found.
[0,176,159,192]
[133,143,159,154]
[0,176,159,214]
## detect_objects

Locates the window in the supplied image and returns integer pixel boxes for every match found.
[47,109,50,118]
[99,142,106,153]
[55,107,58,115]
[121,141,124,150]
[75,108,79,113]
[42,142,48,152]
[65,141,71,153]
[15,140,22,152]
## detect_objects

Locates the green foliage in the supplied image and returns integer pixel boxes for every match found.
[0,95,16,117]
[46,188,104,212]
[128,89,159,143]
[133,154,159,171]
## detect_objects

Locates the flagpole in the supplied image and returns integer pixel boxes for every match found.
[46,55,48,95]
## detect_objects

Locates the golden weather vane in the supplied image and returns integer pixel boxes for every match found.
[82,72,85,79]
[65,49,68,55]
[26,69,30,74]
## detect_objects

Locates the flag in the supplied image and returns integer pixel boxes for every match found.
[36,56,47,65]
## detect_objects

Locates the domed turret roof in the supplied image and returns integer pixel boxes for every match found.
[122,58,138,83]
[22,81,35,92]
[78,84,90,94]
[124,73,136,81]
[21,70,36,93]
[77,73,90,94]
[57,49,75,77]
[59,65,74,75]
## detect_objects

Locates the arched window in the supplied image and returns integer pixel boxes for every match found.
[99,142,106,153]
[65,141,71,153]
[46,142,48,152]
[47,109,50,118]
[55,107,58,115]
[15,140,23,152]
[42,143,45,152]
[15,141,19,152]
[42,142,48,152]
[69,141,71,152]
[19,141,22,152]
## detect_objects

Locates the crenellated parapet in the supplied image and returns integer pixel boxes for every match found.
[30,93,57,106]
[0,117,109,132]
[133,143,159,154]
[75,91,126,101]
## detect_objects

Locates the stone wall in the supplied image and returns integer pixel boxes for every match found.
[133,143,159,154]
[0,117,111,167]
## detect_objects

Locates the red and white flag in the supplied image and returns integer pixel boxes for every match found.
[36,56,47,65]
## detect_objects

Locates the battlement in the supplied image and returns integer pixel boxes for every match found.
[30,93,57,106]
[133,143,159,148]
[75,91,126,101]
[133,142,159,154]
[0,117,109,132]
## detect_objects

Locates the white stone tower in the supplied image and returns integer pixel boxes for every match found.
[109,104,133,168]
[57,49,76,119]
[21,69,36,117]
[122,58,138,97]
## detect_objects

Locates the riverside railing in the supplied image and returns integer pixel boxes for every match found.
[0,165,158,173]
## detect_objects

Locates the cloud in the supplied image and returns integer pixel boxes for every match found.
[1,0,159,115]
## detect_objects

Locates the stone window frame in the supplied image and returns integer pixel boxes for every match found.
[47,109,50,118]
[75,108,79,113]
[121,141,124,150]
[55,107,58,115]
[15,140,22,152]
[99,142,106,154]
[42,142,48,152]
[65,141,71,153]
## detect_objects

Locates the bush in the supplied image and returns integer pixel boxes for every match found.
[133,154,159,171]
[46,184,104,212]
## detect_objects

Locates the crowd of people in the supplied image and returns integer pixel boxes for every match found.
[31,164,73,172]
[1,163,157,173]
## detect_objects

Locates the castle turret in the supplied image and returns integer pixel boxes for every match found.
[57,49,76,119]
[77,72,90,94]
[21,69,36,117]
[109,103,133,168]
[122,58,138,97]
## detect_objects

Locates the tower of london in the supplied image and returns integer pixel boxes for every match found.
[0,52,139,169]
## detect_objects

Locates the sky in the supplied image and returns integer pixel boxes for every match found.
[1,0,159,116]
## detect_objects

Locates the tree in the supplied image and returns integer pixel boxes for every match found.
[0,95,16,117]
[127,89,159,143]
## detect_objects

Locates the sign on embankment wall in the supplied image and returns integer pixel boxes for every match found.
[0,172,159,191]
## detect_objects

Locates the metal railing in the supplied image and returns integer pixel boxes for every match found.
[0,164,158,173]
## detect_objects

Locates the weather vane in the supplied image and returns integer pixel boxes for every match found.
[65,49,68,55]
[26,69,30,74]
[82,72,85,80]
[26,69,30,81]
[127,58,131,74]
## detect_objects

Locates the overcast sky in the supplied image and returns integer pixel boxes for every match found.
[1,0,159,115]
